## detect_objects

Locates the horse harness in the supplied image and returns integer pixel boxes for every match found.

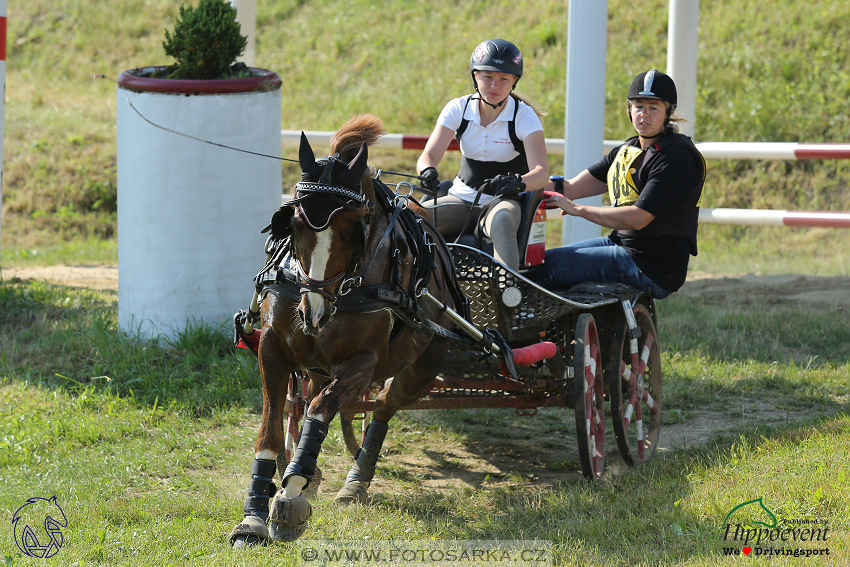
[247,158,471,345]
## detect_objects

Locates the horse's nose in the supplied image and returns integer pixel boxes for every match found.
[298,297,331,335]
[310,301,331,330]
[316,312,332,328]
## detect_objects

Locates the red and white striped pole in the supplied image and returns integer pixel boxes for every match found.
[283,131,850,161]
[0,0,6,252]
[700,208,850,228]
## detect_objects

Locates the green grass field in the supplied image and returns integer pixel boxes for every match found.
[1,0,850,565]
[0,280,848,565]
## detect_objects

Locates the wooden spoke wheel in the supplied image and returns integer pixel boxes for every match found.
[574,313,605,480]
[340,412,364,458]
[608,302,662,466]
[278,371,323,494]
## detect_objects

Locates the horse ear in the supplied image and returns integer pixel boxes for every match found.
[342,142,369,187]
[299,132,318,176]
[270,205,295,240]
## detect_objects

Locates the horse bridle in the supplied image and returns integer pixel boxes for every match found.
[287,156,387,306]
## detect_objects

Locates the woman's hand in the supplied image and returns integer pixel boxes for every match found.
[545,193,581,216]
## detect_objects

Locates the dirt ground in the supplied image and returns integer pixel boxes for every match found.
[3,264,848,491]
[4,264,849,306]
[1,264,119,292]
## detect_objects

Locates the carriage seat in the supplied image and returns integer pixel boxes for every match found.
[449,189,546,270]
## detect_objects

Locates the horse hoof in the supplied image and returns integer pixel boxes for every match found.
[269,493,312,542]
[231,534,264,549]
[333,480,369,507]
[228,515,269,548]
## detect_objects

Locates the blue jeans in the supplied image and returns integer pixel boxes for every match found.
[534,237,670,299]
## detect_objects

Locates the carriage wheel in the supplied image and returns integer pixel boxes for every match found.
[278,371,323,494]
[573,313,605,481]
[278,373,302,476]
[340,413,363,458]
[608,302,662,466]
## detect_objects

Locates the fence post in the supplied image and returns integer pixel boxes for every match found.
[0,1,6,253]
[230,0,256,67]
[563,0,607,245]
[667,0,700,140]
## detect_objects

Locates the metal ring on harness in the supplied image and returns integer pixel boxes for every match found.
[339,277,363,296]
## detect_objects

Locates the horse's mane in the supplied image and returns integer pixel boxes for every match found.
[330,114,386,162]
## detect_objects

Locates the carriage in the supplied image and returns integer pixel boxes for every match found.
[229,115,664,546]
[262,192,663,484]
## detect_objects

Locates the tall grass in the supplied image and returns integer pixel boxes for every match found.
[0,280,264,413]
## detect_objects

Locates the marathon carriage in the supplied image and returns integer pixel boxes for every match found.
[265,189,662,482]
[229,115,663,546]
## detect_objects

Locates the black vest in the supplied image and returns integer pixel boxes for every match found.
[456,95,529,194]
[617,131,706,255]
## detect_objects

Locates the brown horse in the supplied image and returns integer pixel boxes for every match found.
[230,114,463,546]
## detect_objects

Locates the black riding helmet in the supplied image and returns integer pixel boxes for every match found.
[469,39,523,108]
[626,69,677,128]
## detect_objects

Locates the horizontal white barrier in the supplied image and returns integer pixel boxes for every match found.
[283,131,850,230]
[283,130,850,160]
[544,208,850,228]
[699,208,850,228]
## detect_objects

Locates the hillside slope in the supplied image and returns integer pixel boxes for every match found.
[2,0,849,271]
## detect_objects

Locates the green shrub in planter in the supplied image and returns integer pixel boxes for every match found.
[161,0,249,80]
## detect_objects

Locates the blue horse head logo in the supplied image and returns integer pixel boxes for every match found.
[11,496,68,558]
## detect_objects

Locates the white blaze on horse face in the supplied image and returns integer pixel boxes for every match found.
[307,230,334,327]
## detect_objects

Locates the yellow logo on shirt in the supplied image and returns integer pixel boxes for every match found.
[607,145,644,207]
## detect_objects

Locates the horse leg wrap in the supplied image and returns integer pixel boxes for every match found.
[282,417,328,490]
[230,458,276,547]
[345,419,389,484]
[243,458,277,521]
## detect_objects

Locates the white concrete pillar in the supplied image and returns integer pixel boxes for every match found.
[562,0,607,245]
[230,0,256,67]
[667,0,700,139]
[0,1,6,252]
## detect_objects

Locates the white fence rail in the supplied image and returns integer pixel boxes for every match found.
[283,130,850,161]
[283,130,850,229]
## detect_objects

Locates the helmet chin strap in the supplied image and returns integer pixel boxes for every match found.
[635,120,668,140]
[477,93,507,109]
[637,130,664,140]
[471,73,515,109]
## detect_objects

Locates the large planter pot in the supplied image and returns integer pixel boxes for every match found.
[116,67,282,339]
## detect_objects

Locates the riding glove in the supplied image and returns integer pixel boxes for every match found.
[419,167,440,194]
[488,172,526,198]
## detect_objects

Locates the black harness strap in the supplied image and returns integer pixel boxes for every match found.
[251,173,473,347]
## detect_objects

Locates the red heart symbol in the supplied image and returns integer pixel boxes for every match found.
[743,547,752,555]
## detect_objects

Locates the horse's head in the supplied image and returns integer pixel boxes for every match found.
[289,132,374,335]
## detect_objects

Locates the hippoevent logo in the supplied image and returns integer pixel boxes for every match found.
[11,496,68,559]
[721,497,831,558]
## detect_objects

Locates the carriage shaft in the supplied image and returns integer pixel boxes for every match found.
[419,289,502,355]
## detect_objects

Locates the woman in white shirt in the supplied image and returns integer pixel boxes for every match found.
[417,38,549,270]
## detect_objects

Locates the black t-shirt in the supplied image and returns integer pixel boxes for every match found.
[587,131,705,293]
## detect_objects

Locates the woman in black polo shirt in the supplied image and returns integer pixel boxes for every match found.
[536,69,706,298]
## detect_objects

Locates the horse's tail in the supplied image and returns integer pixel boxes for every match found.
[331,114,386,162]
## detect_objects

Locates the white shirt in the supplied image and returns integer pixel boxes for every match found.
[437,94,544,203]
